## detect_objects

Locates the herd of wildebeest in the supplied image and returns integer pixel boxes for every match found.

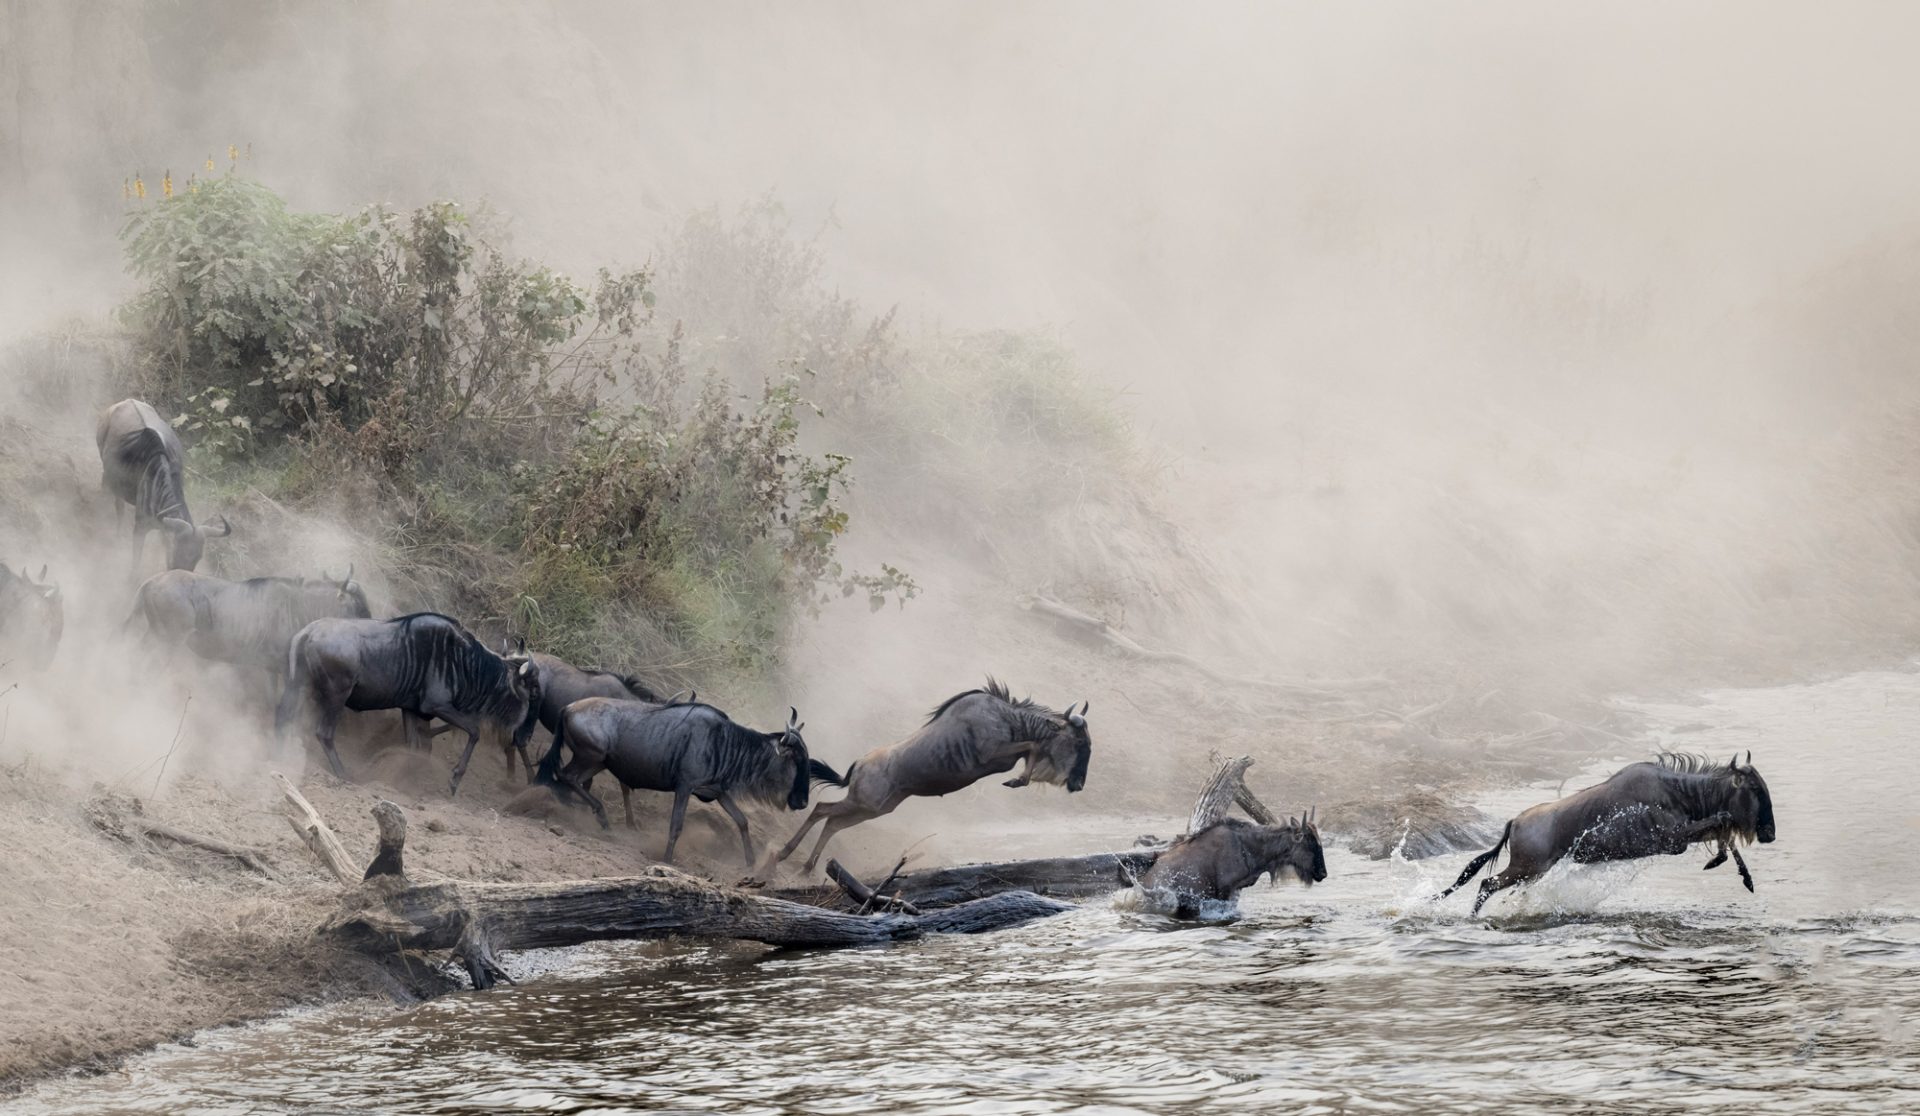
[0,398,1781,915]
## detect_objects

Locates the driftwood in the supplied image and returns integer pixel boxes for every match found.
[275,772,358,885]
[329,868,1075,989]
[84,792,274,876]
[324,798,1074,989]
[1019,593,1385,701]
[365,801,408,881]
[826,857,922,915]
[790,755,1280,910]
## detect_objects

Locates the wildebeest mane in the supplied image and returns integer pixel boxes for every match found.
[1653,751,1732,776]
[665,704,803,807]
[926,676,1056,726]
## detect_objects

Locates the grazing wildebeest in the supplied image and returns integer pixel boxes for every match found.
[123,566,371,692]
[1137,812,1327,917]
[96,399,231,573]
[0,564,63,671]
[542,699,836,865]
[1440,752,1777,916]
[773,678,1092,874]
[275,612,540,792]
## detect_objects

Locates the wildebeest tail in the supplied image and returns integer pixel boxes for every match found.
[535,716,570,786]
[808,758,851,787]
[1438,821,1511,899]
[273,631,308,734]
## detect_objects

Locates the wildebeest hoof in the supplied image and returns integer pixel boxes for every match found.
[1003,776,1030,788]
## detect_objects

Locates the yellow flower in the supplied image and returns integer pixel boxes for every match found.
[162,170,173,198]
[228,144,238,165]
[205,154,215,172]
[134,175,146,199]
[122,178,131,201]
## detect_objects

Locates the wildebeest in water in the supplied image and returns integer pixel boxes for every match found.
[0,564,63,671]
[773,678,1092,874]
[1137,812,1327,918]
[1440,752,1776,916]
[541,698,838,865]
[123,566,371,694]
[275,612,540,792]
[96,399,231,573]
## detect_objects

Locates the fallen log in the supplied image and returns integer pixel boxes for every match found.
[327,867,1075,989]
[846,848,1165,908]
[275,772,358,885]
[1204,749,1279,825]
[826,857,921,915]
[365,800,408,881]
[1189,755,1254,832]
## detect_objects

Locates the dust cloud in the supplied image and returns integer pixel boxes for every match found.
[6,1,1920,810]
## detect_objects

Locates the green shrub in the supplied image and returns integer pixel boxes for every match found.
[117,178,912,680]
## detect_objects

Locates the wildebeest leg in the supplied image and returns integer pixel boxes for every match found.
[622,786,635,829]
[1003,754,1032,789]
[1703,842,1729,871]
[315,705,350,780]
[1471,870,1528,917]
[1728,846,1754,892]
[440,714,490,797]
[803,810,873,874]
[401,711,434,751]
[662,788,692,864]
[716,791,755,865]
[774,801,833,865]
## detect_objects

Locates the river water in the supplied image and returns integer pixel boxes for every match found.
[14,670,1920,1114]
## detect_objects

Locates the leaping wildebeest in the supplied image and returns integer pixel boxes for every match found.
[1136,813,1327,918]
[96,399,231,573]
[275,612,540,792]
[0,564,63,671]
[541,698,836,865]
[772,678,1092,874]
[123,566,371,694]
[1440,752,1776,916]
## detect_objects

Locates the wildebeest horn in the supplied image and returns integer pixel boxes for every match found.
[1742,749,1751,768]
[787,706,800,732]
[199,515,232,539]
[515,636,527,654]
[161,516,193,536]
[35,564,46,583]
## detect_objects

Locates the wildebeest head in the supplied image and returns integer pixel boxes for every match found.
[1723,751,1776,844]
[159,514,232,571]
[1026,699,1092,792]
[776,706,813,810]
[322,565,372,619]
[1272,808,1329,886]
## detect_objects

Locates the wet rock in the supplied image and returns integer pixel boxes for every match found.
[1324,791,1499,860]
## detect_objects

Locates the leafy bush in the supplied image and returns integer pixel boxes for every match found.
[117,178,912,678]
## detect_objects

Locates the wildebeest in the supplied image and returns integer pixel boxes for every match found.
[1137,812,1327,917]
[0,564,63,671]
[524,651,659,738]
[275,612,540,792]
[96,399,232,573]
[541,698,837,865]
[773,678,1092,874]
[123,566,371,691]
[1440,752,1777,916]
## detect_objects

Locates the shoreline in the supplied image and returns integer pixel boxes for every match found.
[6,645,1916,1096]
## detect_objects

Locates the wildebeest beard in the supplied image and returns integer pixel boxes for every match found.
[733,730,810,811]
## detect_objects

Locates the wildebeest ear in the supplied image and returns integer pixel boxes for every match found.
[518,660,537,679]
